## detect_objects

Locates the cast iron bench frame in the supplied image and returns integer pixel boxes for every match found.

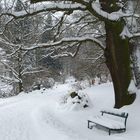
[87,109,129,135]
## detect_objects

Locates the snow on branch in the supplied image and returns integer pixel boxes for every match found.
[0,75,19,83]
[0,60,22,82]
[129,32,140,39]
[92,0,139,21]
[0,37,19,48]
[22,69,45,76]
[120,26,133,39]
[31,0,89,5]
[1,3,86,19]
[22,36,105,51]
[91,53,104,64]
[51,42,81,58]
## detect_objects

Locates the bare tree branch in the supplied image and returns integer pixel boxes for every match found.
[22,36,105,51]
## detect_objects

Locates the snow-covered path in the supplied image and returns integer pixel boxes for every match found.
[0,83,139,140]
[0,94,45,140]
[0,83,89,140]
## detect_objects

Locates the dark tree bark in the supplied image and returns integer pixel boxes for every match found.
[101,0,136,108]
[104,20,136,108]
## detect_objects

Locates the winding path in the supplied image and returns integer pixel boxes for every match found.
[0,93,88,140]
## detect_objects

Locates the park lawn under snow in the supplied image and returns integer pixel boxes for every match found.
[0,82,140,140]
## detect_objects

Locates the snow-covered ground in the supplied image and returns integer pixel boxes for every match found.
[0,82,140,140]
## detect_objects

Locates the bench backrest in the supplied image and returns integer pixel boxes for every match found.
[101,110,129,127]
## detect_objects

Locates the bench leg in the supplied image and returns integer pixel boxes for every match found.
[109,129,111,135]
[88,120,90,129]
[88,120,93,129]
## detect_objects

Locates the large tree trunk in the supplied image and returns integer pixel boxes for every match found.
[104,21,136,108]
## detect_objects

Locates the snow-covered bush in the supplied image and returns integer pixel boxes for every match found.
[58,91,91,111]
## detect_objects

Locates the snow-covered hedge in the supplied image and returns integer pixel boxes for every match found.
[58,91,91,111]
